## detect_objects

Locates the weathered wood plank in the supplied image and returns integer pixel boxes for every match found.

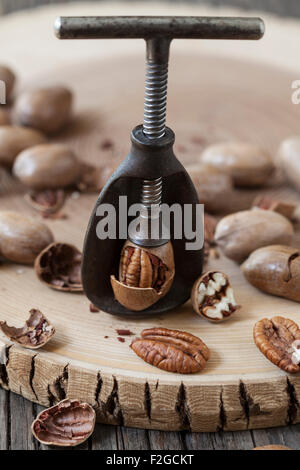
[148,430,184,450]
[211,430,254,450]
[92,423,119,450]
[121,427,150,450]
[0,387,9,450]
[184,432,215,450]
[10,392,37,450]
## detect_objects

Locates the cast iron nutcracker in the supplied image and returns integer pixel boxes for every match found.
[55,16,265,316]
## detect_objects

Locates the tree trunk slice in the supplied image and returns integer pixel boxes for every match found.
[1,2,300,432]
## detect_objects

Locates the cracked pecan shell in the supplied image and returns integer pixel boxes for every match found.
[0,309,55,349]
[111,240,175,311]
[242,245,300,302]
[31,399,95,447]
[35,242,83,292]
[252,196,296,221]
[191,271,240,322]
[130,327,210,374]
[25,189,65,215]
[253,316,300,373]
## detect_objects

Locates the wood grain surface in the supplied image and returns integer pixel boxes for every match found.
[1,2,300,435]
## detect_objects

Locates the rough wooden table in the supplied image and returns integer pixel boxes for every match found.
[1,387,300,450]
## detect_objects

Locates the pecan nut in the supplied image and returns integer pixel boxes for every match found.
[253,316,300,373]
[130,327,210,374]
[242,245,300,302]
[252,195,296,221]
[111,241,175,311]
[191,271,240,322]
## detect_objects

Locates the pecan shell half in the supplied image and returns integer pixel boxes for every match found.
[253,316,300,373]
[131,327,210,374]
[31,399,95,447]
[111,240,175,311]
[34,242,83,292]
[0,309,55,349]
[191,271,240,322]
[25,189,65,215]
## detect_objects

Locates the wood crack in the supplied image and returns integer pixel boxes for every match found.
[286,377,300,424]
[144,381,151,420]
[217,387,227,431]
[29,354,38,400]
[175,382,190,430]
[239,381,260,427]
[104,376,124,425]
[95,371,103,407]
[0,345,11,389]
[47,384,56,407]
[54,364,69,401]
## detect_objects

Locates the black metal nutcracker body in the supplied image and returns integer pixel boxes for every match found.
[55,16,265,316]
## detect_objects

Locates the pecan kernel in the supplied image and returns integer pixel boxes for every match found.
[120,246,167,291]
[253,316,300,373]
[191,271,240,322]
[130,327,210,374]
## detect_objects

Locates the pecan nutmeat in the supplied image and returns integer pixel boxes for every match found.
[120,245,167,291]
[253,316,300,373]
[191,271,240,322]
[130,327,210,374]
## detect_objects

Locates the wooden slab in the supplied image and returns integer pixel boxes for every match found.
[1,3,300,432]
[1,52,300,432]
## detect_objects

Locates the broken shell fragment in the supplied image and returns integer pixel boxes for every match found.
[191,271,240,322]
[25,189,66,215]
[111,240,175,311]
[31,399,96,447]
[242,245,300,302]
[0,309,55,349]
[34,242,83,292]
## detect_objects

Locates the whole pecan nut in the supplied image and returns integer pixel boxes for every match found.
[130,327,210,374]
[253,316,300,373]
[191,271,240,322]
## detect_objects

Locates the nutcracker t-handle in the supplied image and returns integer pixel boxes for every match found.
[55,16,264,138]
[54,16,265,316]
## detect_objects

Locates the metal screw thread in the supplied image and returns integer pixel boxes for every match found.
[141,177,163,208]
[141,61,168,210]
[143,61,168,140]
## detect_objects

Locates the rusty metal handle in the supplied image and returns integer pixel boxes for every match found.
[55,16,264,41]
